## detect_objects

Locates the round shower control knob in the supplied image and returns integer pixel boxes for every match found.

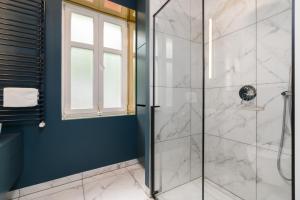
[239,85,256,101]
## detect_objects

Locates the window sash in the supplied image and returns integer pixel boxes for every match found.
[62,3,128,119]
[99,14,128,114]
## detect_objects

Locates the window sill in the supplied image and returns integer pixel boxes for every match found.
[62,111,136,121]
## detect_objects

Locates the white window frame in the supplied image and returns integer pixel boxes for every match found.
[99,15,128,115]
[62,2,128,120]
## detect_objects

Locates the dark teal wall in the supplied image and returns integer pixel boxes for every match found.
[6,0,138,189]
[136,0,150,186]
[110,0,136,9]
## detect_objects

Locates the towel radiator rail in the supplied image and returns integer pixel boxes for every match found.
[0,0,45,126]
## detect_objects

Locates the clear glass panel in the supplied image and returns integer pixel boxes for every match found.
[70,48,94,110]
[153,0,203,199]
[103,22,122,50]
[103,53,122,109]
[204,1,293,200]
[71,13,94,45]
[256,6,293,200]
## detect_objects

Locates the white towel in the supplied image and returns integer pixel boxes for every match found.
[3,88,39,107]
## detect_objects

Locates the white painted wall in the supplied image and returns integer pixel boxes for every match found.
[296,0,300,198]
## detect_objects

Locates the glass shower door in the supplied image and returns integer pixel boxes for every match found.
[152,0,203,199]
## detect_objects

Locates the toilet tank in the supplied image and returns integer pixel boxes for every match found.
[0,133,23,194]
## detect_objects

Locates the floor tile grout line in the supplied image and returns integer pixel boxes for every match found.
[81,173,86,200]
[126,167,147,193]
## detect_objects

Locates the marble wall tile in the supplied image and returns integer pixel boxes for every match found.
[204,135,256,200]
[150,0,171,31]
[204,0,256,40]
[150,0,170,17]
[257,83,291,154]
[191,42,203,89]
[191,18,203,44]
[257,147,292,200]
[205,87,256,145]
[191,0,203,43]
[155,0,191,40]
[191,134,202,180]
[154,142,162,192]
[155,32,191,88]
[154,87,191,142]
[155,137,191,192]
[257,0,291,21]
[257,10,292,84]
[191,89,202,135]
[205,25,256,88]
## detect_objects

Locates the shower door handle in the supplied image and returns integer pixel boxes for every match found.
[152,105,160,109]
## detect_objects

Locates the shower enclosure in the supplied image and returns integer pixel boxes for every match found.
[151,0,294,199]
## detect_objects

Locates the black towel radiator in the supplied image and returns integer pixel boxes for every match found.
[0,0,46,126]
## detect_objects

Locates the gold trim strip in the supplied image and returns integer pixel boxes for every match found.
[65,0,136,22]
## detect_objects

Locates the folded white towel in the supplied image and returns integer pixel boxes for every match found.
[3,88,39,107]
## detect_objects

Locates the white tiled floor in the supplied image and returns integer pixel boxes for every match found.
[10,164,242,200]
[12,164,151,200]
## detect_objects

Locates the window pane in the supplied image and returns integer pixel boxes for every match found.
[71,13,94,45]
[104,22,122,50]
[71,48,94,109]
[103,53,122,109]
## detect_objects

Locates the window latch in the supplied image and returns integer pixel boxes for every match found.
[99,64,105,71]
